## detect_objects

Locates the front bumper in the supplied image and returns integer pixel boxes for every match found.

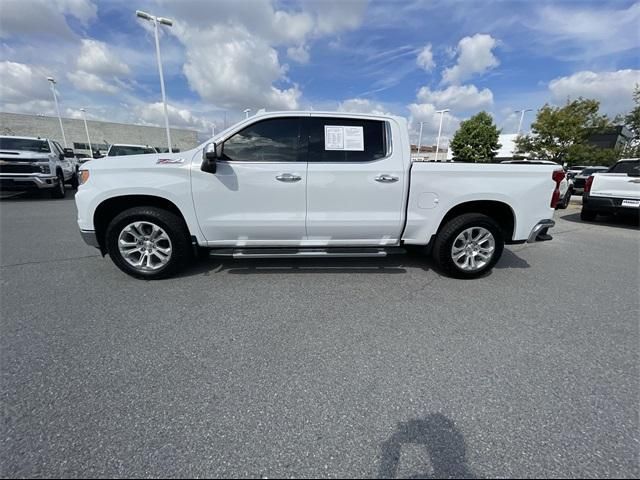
[0,175,58,191]
[527,219,555,243]
[80,230,100,248]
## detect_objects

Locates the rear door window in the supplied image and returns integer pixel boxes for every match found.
[307,117,387,162]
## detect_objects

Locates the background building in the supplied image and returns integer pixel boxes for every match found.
[0,112,199,156]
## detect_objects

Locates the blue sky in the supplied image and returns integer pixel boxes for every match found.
[1,0,638,145]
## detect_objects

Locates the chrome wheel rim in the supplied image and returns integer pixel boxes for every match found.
[118,221,172,271]
[451,227,495,271]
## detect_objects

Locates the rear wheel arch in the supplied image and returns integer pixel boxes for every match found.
[94,195,191,252]
[437,200,516,242]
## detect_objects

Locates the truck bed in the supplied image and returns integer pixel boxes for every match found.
[402,162,558,244]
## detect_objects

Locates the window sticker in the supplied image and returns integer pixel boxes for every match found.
[324,125,364,151]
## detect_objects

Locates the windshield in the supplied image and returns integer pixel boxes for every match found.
[609,160,640,176]
[0,138,50,153]
[108,146,157,156]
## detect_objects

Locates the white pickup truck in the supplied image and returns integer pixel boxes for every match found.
[0,135,78,198]
[75,111,562,279]
[581,158,640,221]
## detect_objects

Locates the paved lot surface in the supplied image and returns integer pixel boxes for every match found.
[1,193,638,478]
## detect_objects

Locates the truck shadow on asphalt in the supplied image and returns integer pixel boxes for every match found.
[176,248,530,278]
[378,414,479,479]
[560,212,639,230]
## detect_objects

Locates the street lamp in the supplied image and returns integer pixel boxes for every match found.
[435,109,449,162]
[417,121,424,155]
[136,9,174,153]
[244,108,251,119]
[515,109,532,136]
[80,108,93,158]
[47,77,67,147]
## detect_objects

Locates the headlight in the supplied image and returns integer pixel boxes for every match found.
[79,170,90,185]
[39,164,51,174]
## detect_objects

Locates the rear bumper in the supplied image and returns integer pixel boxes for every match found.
[80,229,100,248]
[527,219,555,243]
[583,194,640,215]
[0,175,58,191]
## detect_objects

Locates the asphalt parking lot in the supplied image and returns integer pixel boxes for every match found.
[1,193,638,478]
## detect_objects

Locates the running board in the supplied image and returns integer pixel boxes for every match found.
[208,247,406,259]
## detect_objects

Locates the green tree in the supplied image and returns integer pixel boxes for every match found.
[622,84,640,157]
[450,111,501,162]
[515,98,616,166]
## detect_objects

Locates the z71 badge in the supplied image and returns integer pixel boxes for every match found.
[156,158,185,164]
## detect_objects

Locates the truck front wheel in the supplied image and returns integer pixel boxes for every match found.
[432,213,504,279]
[105,206,192,279]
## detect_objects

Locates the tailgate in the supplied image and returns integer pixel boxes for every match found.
[591,174,640,200]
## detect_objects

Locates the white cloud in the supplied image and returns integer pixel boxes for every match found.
[338,98,392,116]
[135,102,212,131]
[287,45,310,64]
[416,44,435,71]
[529,3,640,60]
[307,0,368,35]
[67,71,119,94]
[417,84,493,111]
[0,61,52,104]
[0,0,96,39]
[76,39,130,77]
[176,24,301,110]
[548,70,639,116]
[162,0,365,111]
[442,34,499,84]
[407,102,461,147]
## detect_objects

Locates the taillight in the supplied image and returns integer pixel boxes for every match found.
[584,175,594,194]
[550,169,565,208]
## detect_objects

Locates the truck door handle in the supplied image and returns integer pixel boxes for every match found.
[276,173,302,182]
[375,174,399,183]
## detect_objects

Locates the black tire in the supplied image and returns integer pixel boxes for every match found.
[557,189,571,209]
[50,171,66,198]
[580,207,597,221]
[432,213,505,279]
[70,170,79,190]
[105,206,192,280]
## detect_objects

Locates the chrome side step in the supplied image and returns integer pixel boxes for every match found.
[208,247,406,259]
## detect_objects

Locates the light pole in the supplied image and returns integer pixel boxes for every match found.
[244,108,251,119]
[136,10,174,153]
[435,109,449,162]
[80,108,93,158]
[417,121,424,154]
[515,108,532,136]
[47,77,67,147]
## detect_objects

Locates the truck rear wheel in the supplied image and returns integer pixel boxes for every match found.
[105,206,191,279]
[433,213,504,279]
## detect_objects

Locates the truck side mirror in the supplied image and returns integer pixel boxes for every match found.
[63,148,75,158]
[202,142,222,174]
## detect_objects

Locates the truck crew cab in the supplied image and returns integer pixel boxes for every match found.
[75,112,561,279]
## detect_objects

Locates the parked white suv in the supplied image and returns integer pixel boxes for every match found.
[76,111,562,280]
[0,136,78,198]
